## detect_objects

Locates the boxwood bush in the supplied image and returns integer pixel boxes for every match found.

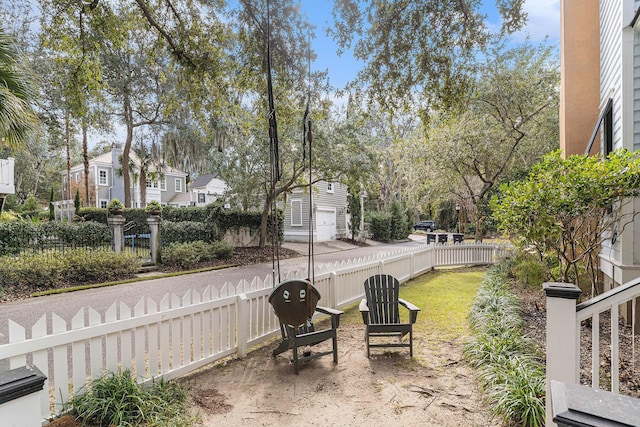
[0,249,140,293]
[161,240,234,269]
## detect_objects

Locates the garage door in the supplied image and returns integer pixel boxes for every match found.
[316,208,336,242]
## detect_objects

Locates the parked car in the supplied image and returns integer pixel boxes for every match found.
[413,221,436,232]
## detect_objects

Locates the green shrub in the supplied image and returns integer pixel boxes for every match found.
[161,240,235,268]
[62,250,140,283]
[211,240,234,259]
[162,242,203,268]
[63,370,197,427]
[0,254,66,290]
[0,220,36,255]
[161,221,214,245]
[0,249,140,292]
[507,250,548,288]
[0,221,111,256]
[366,212,392,242]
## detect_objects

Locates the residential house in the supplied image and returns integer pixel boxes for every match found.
[61,144,188,209]
[188,174,229,207]
[284,180,349,242]
[0,157,15,211]
[560,0,640,287]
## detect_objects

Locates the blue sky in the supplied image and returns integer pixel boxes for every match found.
[299,0,561,89]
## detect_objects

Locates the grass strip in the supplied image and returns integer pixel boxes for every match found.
[463,263,545,427]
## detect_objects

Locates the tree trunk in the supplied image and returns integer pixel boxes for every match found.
[82,119,90,207]
[139,166,147,208]
[123,95,133,208]
[259,192,272,248]
[65,112,71,200]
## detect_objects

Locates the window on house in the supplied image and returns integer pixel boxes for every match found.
[198,193,205,204]
[585,98,613,156]
[99,199,108,209]
[327,182,334,193]
[175,179,182,192]
[603,100,613,156]
[160,177,166,191]
[98,169,108,186]
[291,200,302,226]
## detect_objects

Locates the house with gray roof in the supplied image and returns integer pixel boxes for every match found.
[187,174,229,207]
[61,144,188,209]
[283,180,349,243]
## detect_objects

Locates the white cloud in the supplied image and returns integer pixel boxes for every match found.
[513,0,561,43]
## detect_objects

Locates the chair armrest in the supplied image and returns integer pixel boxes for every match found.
[315,306,343,316]
[398,298,420,324]
[359,299,370,324]
[316,306,344,329]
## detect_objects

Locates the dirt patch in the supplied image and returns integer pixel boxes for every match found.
[180,324,500,426]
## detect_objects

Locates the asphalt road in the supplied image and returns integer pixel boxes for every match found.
[0,238,428,346]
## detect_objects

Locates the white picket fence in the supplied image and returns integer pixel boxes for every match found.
[0,242,508,420]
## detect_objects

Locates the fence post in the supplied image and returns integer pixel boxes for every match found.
[0,366,47,427]
[147,215,161,265]
[329,272,337,309]
[409,253,415,279]
[544,282,581,427]
[107,215,126,253]
[237,294,249,357]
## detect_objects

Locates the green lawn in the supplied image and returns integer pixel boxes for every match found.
[340,267,486,343]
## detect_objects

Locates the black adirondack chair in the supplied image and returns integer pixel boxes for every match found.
[269,279,343,374]
[359,274,421,357]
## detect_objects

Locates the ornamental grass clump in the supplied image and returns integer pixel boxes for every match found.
[62,370,197,427]
[464,264,545,427]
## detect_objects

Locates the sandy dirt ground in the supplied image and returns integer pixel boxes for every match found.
[181,323,501,427]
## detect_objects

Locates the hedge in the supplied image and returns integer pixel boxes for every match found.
[0,220,111,256]
[0,249,141,292]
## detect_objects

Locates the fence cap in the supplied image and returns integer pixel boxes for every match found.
[543,282,581,300]
[551,381,640,426]
[0,365,46,404]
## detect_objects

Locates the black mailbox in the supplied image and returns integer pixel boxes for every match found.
[551,381,640,427]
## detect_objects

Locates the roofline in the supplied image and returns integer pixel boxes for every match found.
[631,7,640,29]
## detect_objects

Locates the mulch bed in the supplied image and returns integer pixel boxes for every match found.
[156,245,301,273]
[516,284,640,398]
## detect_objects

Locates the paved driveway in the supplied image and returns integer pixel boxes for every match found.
[0,239,428,346]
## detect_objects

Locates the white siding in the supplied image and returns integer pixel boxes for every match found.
[600,0,640,273]
[600,0,624,152]
[634,1,640,265]
[635,0,640,152]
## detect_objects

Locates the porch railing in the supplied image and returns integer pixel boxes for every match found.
[545,277,640,425]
